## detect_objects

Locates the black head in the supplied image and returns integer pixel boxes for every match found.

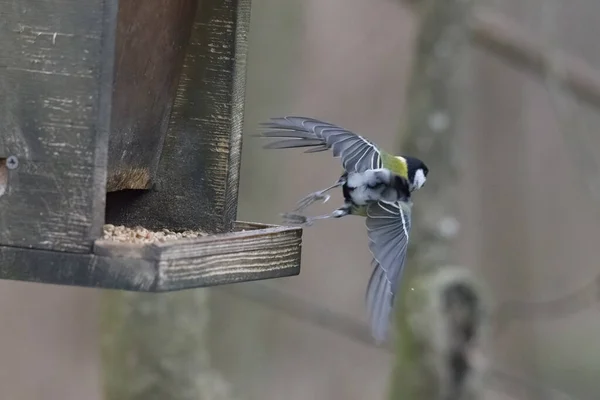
[404,156,429,191]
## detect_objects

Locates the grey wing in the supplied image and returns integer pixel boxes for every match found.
[260,116,383,172]
[365,200,412,343]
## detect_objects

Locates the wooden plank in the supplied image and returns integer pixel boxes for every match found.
[0,222,300,291]
[0,0,118,252]
[233,220,280,230]
[92,241,149,259]
[155,224,301,291]
[92,221,284,259]
[107,0,198,192]
[0,245,157,291]
[0,159,6,198]
[105,0,251,234]
[93,222,302,291]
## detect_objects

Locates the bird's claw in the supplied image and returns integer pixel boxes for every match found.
[294,191,330,212]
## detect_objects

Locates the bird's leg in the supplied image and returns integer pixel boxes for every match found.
[282,203,351,226]
[294,176,346,212]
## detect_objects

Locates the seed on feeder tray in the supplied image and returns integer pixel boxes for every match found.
[102,224,208,244]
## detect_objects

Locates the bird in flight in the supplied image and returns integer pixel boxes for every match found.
[259,116,429,343]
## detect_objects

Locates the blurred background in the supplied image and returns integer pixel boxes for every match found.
[1,0,600,399]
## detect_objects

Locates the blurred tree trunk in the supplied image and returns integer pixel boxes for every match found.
[389,0,480,399]
[101,291,236,400]
[395,0,474,270]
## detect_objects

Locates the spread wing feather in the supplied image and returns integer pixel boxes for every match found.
[365,200,412,343]
[260,116,383,172]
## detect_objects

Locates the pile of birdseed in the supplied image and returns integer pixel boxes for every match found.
[102,224,208,244]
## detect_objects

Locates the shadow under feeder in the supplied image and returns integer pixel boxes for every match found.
[0,0,302,291]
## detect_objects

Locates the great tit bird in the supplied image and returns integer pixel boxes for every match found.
[259,116,429,343]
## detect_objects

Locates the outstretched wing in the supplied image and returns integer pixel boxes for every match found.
[365,200,412,343]
[260,116,383,173]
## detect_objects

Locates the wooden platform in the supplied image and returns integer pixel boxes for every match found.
[0,222,301,291]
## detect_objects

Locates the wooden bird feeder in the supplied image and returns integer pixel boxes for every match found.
[0,0,302,291]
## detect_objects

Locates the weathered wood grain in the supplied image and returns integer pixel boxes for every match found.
[93,222,302,291]
[0,159,7,197]
[107,0,198,192]
[92,241,149,259]
[154,225,302,291]
[0,244,157,291]
[0,0,118,252]
[0,222,301,290]
[233,221,280,230]
[105,0,251,234]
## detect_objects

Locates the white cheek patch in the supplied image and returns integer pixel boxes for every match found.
[413,169,426,190]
